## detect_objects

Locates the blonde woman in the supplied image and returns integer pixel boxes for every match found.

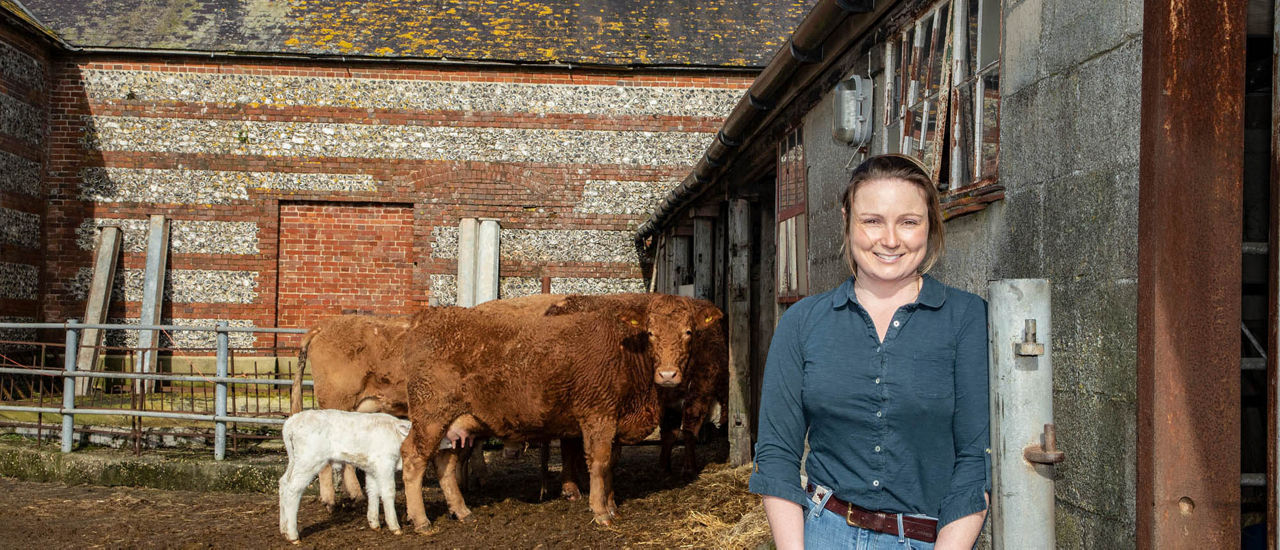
[749,154,989,549]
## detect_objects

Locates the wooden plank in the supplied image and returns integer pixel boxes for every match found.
[75,226,121,396]
[670,236,690,292]
[727,199,753,466]
[693,218,714,301]
[137,215,169,393]
[714,205,727,311]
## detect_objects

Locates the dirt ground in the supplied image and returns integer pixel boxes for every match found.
[0,438,772,549]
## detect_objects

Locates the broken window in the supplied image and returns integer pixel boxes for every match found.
[776,126,808,303]
[882,0,1002,214]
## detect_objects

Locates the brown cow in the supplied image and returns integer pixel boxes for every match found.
[291,293,715,509]
[291,314,414,508]
[399,296,723,529]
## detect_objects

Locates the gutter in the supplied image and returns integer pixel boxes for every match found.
[633,0,875,247]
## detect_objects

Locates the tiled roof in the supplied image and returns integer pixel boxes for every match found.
[18,0,816,67]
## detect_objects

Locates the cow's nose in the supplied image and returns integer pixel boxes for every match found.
[655,370,681,387]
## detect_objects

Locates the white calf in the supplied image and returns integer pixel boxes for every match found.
[278,409,411,543]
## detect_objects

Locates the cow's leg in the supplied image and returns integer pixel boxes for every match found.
[659,428,675,474]
[559,437,585,501]
[364,468,382,530]
[538,440,552,501]
[467,443,488,489]
[374,466,403,535]
[317,463,338,511]
[280,456,326,543]
[401,427,437,533]
[606,442,621,517]
[435,450,473,522]
[580,420,618,525]
[681,429,698,477]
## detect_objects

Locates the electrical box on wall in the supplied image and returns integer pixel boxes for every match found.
[832,75,873,145]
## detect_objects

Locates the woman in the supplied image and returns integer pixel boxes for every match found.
[749,154,990,549]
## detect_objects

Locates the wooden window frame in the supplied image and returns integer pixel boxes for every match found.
[776,126,808,304]
[881,0,1005,219]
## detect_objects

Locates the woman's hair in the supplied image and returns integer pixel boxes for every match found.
[840,153,946,277]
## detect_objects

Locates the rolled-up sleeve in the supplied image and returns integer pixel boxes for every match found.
[747,302,811,507]
[937,296,991,528]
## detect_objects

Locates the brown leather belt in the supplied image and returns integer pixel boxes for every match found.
[806,483,938,543]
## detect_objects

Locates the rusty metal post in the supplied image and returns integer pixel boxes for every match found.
[989,279,1056,549]
[1138,0,1244,546]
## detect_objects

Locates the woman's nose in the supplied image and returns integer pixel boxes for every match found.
[882,227,900,248]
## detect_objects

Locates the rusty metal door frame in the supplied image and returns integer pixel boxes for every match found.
[1268,0,1280,543]
[1137,0,1245,547]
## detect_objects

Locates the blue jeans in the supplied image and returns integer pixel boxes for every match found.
[803,487,936,550]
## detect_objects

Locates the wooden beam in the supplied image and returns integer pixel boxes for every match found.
[75,226,121,396]
[137,215,169,393]
[693,219,714,301]
[670,236,690,291]
[727,199,753,466]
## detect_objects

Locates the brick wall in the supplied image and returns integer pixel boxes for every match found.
[0,19,50,347]
[35,54,752,345]
[276,202,416,347]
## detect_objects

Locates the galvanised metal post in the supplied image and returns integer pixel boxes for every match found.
[988,280,1059,549]
[61,320,80,453]
[214,321,228,460]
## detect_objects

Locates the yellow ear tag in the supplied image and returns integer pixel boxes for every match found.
[629,319,639,326]
[705,316,714,324]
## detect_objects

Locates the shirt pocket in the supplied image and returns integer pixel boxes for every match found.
[909,348,955,398]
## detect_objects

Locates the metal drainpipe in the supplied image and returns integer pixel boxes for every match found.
[989,279,1062,548]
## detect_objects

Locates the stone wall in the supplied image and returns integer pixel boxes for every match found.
[0,20,49,340]
[41,58,750,345]
[796,0,1143,546]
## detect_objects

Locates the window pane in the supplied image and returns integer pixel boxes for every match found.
[917,13,934,95]
[978,0,1001,69]
[927,3,951,99]
[979,68,1000,179]
[907,103,926,156]
[966,0,980,78]
[950,82,975,189]
[885,120,902,154]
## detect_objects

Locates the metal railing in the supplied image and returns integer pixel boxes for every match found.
[0,320,310,460]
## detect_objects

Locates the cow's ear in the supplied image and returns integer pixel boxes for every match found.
[396,421,412,438]
[700,306,725,327]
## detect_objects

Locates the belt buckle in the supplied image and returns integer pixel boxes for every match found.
[844,507,863,529]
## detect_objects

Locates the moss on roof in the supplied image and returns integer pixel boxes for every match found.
[19,0,815,67]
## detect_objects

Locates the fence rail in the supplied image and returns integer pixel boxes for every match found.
[0,320,310,460]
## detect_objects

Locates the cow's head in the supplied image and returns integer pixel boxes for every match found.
[643,295,724,388]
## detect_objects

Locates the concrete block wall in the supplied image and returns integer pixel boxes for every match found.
[37,56,751,345]
[0,20,49,347]
[935,0,1144,547]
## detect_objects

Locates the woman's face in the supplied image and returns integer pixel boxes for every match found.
[845,177,930,284]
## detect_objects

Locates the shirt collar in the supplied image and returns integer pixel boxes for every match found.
[831,273,947,309]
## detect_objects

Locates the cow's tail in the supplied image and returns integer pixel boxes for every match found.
[290,329,316,415]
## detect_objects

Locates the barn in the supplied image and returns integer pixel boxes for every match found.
[0,0,811,351]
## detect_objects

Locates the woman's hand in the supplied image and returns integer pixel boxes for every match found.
[762,495,805,550]
[933,492,989,549]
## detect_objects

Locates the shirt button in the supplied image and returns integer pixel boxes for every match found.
[874,377,881,384]
[872,480,880,487]
[892,320,900,327]
[874,445,881,452]
[876,346,881,353]
[875,410,882,418]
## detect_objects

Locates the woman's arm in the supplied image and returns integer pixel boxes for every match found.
[935,296,991,547]
[934,493,989,549]
[762,496,805,550]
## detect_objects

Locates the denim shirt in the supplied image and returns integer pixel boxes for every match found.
[748,274,990,529]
